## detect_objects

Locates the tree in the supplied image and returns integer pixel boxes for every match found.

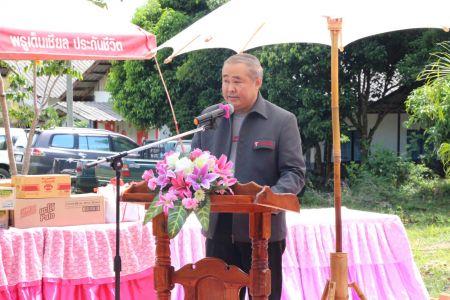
[107,0,228,134]
[106,0,448,185]
[255,44,334,184]
[5,65,62,128]
[254,31,448,184]
[405,41,450,177]
[339,30,449,161]
[3,60,80,174]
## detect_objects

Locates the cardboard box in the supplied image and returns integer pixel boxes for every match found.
[8,209,14,228]
[13,194,105,229]
[0,187,15,210]
[0,210,9,229]
[13,174,71,199]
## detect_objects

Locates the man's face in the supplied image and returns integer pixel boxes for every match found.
[222,62,262,113]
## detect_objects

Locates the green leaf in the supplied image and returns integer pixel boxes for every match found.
[143,193,162,224]
[194,195,210,232]
[167,202,189,238]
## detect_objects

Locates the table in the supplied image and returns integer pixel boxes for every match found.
[0,221,155,300]
[0,208,428,300]
[280,208,428,299]
[172,208,429,300]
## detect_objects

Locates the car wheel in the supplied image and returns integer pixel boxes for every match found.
[0,168,10,179]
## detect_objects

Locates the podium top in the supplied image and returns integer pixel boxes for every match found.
[122,181,300,213]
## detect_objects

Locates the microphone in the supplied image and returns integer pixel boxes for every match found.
[193,103,234,126]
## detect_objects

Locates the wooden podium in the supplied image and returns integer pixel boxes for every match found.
[123,182,300,300]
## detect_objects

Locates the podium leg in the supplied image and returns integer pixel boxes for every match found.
[249,212,271,300]
[153,214,173,300]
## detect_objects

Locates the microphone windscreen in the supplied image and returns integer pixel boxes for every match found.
[227,103,235,115]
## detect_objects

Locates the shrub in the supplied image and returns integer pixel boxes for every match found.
[340,147,449,216]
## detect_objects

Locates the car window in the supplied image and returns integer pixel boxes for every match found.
[0,135,6,150]
[78,136,88,150]
[175,142,191,154]
[13,132,37,149]
[14,135,26,148]
[111,136,137,152]
[50,134,75,149]
[79,135,110,151]
[165,141,191,154]
[142,144,164,159]
[1,135,19,150]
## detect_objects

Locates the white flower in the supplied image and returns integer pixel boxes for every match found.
[194,189,205,202]
[206,157,216,171]
[194,152,211,168]
[175,156,194,175]
[166,152,180,169]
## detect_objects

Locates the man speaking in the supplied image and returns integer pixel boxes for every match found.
[191,53,305,300]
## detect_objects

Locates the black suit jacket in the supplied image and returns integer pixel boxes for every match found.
[192,94,305,242]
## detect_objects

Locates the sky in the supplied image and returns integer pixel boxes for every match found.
[104,0,148,22]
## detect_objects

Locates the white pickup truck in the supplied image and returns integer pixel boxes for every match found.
[0,128,26,178]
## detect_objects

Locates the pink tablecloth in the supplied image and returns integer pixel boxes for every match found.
[281,208,428,300]
[0,208,428,300]
[0,221,156,300]
[171,208,429,300]
[0,227,44,299]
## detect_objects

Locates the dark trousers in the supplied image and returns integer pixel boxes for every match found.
[206,237,286,300]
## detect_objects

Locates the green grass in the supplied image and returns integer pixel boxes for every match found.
[406,223,450,298]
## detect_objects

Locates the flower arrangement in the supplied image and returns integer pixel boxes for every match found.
[142,148,237,238]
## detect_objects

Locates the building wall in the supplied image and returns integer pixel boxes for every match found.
[311,112,412,166]
[94,91,111,103]
[369,113,409,157]
[98,76,108,91]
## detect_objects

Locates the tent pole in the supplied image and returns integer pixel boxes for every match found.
[329,18,343,254]
[0,76,17,176]
[327,17,348,300]
[322,18,367,300]
[66,60,74,127]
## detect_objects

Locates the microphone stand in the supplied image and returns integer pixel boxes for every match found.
[85,125,206,300]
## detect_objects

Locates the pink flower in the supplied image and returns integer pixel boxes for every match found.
[142,169,158,190]
[169,171,192,198]
[190,148,203,160]
[142,169,154,182]
[186,164,219,191]
[182,197,198,210]
[163,150,175,163]
[214,154,234,177]
[218,176,238,187]
[157,192,178,215]
[155,160,166,172]
[155,161,175,189]
[142,149,238,236]
[216,177,237,194]
[147,177,158,190]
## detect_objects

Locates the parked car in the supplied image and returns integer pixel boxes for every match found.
[0,127,27,178]
[13,127,141,192]
[90,156,159,188]
[92,139,192,188]
[141,139,192,160]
